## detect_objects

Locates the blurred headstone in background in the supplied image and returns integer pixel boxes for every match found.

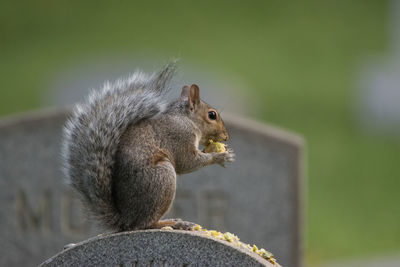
[0,109,304,267]
[0,110,98,267]
[357,0,400,135]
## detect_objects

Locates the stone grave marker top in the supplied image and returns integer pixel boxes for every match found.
[40,230,280,267]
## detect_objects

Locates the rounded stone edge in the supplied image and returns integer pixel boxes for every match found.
[39,230,280,267]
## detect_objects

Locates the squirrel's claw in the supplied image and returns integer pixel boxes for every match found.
[225,147,235,162]
[212,147,235,167]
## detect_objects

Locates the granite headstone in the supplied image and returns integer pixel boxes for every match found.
[0,108,305,267]
[40,230,280,267]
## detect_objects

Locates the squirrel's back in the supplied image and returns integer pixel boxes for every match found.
[61,62,177,229]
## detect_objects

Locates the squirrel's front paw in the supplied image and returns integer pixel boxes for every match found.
[212,147,235,167]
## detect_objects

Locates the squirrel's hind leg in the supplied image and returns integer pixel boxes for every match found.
[113,153,177,231]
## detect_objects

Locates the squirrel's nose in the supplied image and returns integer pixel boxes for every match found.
[222,133,229,141]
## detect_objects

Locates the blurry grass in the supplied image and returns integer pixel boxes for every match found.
[1,0,399,264]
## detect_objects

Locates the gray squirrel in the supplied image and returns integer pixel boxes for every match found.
[62,62,235,231]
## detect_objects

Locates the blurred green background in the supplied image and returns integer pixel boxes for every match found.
[1,0,399,265]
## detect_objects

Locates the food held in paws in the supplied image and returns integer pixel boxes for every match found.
[204,139,226,153]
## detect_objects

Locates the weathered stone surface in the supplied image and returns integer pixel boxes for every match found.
[0,108,305,267]
[40,230,279,267]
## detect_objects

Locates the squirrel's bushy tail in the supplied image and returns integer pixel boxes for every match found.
[61,62,177,229]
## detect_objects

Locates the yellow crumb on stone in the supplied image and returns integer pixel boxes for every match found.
[192,224,277,265]
[161,226,173,230]
[258,248,274,259]
[253,244,258,252]
[211,230,219,237]
[193,224,202,231]
[223,232,233,242]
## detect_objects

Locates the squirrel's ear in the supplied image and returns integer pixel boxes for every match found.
[189,84,200,110]
[180,85,190,100]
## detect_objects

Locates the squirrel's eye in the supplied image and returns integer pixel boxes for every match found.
[208,111,217,120]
